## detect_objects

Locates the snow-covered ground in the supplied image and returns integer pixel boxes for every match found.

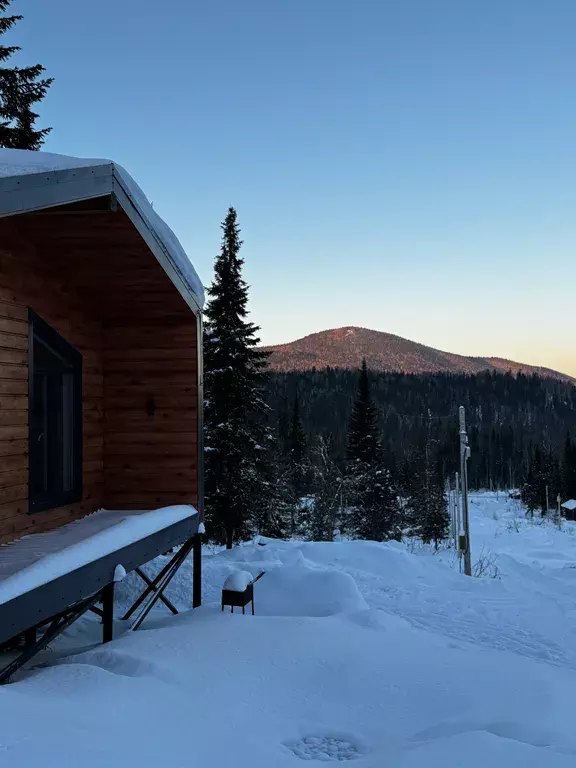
[3,493,576,766]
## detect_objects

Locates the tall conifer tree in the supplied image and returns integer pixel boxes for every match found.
[404,416,449,546]
[562,434,576,501]
[521,445,544,514]
[346,360,401,541]
[203,208,270,548]
[0,1,53,150]
[285,394,308,533]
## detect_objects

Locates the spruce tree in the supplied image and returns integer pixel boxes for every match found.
[405,416,449,546]
[204,208,271,548]
[253,415,294,540]
[521,446,543,515]
[0,1,53,150]
[347,360,380,466]
[562,435,576,501]
[402,452,429,541]
[397,456,414,533]
[251,450,289,540]
[541,446,561,513]
[418,462,449,547]
[346,360,401,541]
[277,399,291,457]
[285,394,308,533]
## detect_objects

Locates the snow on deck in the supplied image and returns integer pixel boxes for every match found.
[0,148,204,309]
[0,505,197,607]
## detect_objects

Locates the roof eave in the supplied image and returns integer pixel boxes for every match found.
[111,168,202,317]
[0,163,114,218]
[0,164,201,316]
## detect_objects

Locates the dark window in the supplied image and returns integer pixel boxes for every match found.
[29,311,83,514]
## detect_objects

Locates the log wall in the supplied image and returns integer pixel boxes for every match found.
[0,223,104,546]
[103,320,198,510]
[0,202,198,546]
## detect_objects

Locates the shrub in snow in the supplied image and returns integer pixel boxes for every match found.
[506,517,523,534]
[302,436,345,542]
[472,548,501,579]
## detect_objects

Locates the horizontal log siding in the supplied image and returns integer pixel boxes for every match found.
[103,317,198,510]
[0,222,104,546]
[0,205,199,544]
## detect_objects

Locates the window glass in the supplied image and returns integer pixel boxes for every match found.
[29,312,82,513]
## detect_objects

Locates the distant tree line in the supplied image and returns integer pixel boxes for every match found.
[520,436,576,514]
[203,209,450,547]
[265,368,576,493]
[203,210,576,545]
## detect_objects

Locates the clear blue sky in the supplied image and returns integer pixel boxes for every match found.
[9,0,576,374]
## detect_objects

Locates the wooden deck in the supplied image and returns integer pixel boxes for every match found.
[0,506,200,646]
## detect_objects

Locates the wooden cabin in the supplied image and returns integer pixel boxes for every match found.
[561,500,576,521]
[0,149,204,677]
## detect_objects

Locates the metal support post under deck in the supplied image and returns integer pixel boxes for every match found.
[101,582,115,643]
[193,534,202,609]
[0,589,105,685]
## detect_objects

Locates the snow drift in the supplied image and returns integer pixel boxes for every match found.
[2,494,576,767]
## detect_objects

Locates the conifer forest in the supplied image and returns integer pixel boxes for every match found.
[203,209,576,547]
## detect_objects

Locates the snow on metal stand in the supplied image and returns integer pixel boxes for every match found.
[221,571,266,615]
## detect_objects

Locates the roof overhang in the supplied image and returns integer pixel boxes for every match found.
[0,160,204,316]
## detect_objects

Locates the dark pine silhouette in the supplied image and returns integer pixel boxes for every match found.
[346,361,401,541]
[203,208,270,548]
[0,0,53,150]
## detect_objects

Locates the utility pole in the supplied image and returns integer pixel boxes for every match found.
[459,406,472,576]
[446,477,454,542]
[545,485,549,516]
[455,479,460,548]
[557,494,562,529]
[454,471,461,554]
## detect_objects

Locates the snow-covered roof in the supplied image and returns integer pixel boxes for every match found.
[561,500,576,511]
[0,505,198,607]
[0,148,204,311]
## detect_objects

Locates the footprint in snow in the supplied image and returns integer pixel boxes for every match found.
[286,735,361,761]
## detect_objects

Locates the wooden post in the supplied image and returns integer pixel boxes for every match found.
[101,583,115,644]
[459,406,472,577]
[193,534,202,609]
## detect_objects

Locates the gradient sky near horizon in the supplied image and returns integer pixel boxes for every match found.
[9,0,576,375]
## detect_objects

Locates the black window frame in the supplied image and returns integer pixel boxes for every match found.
[28,310,83,515]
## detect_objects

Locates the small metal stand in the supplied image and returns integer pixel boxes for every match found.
[221,571,265,615]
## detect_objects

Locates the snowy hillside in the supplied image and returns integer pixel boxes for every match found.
[3,494,576,766]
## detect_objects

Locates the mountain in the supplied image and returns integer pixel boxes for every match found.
[263,326,575,383]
